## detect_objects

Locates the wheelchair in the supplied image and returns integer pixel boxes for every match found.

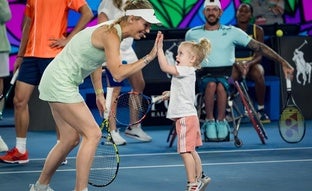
[167,67,268,148]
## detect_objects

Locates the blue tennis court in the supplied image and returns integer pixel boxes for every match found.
[0,109,311,191]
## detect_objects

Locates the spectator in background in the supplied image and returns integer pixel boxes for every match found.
[233,3,270,123]
[247,0,285,25]
[97,0,152,146]
[0,0,93,164]
[0,0,11,120]
[0,0,12,153]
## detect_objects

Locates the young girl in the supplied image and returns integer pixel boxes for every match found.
[157,34,211,191]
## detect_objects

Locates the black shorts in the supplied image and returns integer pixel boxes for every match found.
[18,57,53,85]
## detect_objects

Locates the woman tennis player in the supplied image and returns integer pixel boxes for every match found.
[29,0,162,191]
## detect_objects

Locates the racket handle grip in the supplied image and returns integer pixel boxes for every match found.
[103,110,109,120]
[10,69,20,85]
[152,91,170,103]
[286,78,291,90]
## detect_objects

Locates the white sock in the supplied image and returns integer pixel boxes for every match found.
[258,105,264,111]
[74,188,88,191]
[16,137,26,154]
[35,181,49,189]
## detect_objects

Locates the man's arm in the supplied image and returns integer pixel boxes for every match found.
[14,16,31,72]
[50,4,93,48]
[98,12,109,24]
[0,0,11,23]
[67,4,94,40]
[247,39,294,78]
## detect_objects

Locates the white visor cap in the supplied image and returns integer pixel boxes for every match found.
[204,0,221,9]
[125,9,161,24]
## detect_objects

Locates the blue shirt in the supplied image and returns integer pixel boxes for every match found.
[185,25,252,67]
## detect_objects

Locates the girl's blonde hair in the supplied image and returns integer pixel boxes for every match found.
[180,38,211,69]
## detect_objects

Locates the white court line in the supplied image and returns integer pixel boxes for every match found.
[119,146,312,157]
[1,158,312,175]
[5,146,312,161]
[0,147,311,175]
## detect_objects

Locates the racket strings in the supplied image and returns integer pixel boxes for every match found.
[279,93,305,143]
[115,93,150,125]
[89,135,119,187]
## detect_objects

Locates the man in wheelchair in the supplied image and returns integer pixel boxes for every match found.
[186,0,294,143]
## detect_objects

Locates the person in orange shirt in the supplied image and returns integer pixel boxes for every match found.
[0,0,93,164]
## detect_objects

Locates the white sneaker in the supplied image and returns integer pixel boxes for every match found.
[29,182,54,191]
[186,180,204,191]
[110,129,127,145]
[61,159,68,165]
[0,136,8,152]
[125,124,152,142]
[199,173,211,191]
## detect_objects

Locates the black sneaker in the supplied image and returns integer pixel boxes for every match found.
[258,109,271,123]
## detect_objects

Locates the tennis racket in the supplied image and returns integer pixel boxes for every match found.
[0,69,19,118]
[234,80,267,144]
[113,91,169,127]
[278,78,305,143]
[88,113,120,187]
[88,91,168,187]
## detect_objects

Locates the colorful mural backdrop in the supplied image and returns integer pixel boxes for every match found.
[6,0,312,71]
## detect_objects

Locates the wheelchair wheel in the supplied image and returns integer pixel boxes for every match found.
[234,136,243,148]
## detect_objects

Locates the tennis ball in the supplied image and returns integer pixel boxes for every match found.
[276,29,283,37]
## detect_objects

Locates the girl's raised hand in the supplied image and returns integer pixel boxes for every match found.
[148,31,163,60]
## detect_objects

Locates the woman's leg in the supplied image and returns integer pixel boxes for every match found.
[37,102,101,191]
[106,86,127,145]
[248,64,265,106]
[125,71,151,141]
[107,86,122,131]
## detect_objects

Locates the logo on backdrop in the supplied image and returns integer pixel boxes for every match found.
[150,96,169,117]
[292,40,311,86]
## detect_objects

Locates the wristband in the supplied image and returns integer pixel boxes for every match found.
[95,88,104,95]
